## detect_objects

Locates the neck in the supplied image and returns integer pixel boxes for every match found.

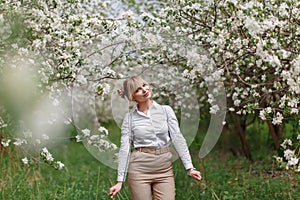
[137,99,152,112]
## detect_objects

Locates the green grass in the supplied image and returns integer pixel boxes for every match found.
[1,141,299,200]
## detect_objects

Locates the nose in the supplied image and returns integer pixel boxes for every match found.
[141,86,147,93]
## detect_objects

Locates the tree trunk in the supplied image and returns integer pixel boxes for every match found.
[0,132,3,155]
[266,120,283,150]
[230,112,253,161]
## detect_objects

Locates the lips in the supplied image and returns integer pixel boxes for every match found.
[144,92,150,97]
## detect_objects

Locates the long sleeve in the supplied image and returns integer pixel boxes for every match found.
[165,105,194,170]
[117,112,131,182]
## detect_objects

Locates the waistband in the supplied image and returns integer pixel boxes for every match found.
[134,147,170,155]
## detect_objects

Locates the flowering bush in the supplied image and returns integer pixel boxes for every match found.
[156,0,299,122]
[0,0,125,169]
[106,0,299,125]
[274,135,300,172]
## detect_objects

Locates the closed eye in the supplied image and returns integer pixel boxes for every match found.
[135,84,148,93]
[135,88,141,93]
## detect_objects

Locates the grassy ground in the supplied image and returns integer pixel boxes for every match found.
[1,140,299,200]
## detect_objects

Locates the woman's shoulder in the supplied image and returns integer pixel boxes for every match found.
[123,107,136,118]
[125,109,135,117]
[160,104,174,113]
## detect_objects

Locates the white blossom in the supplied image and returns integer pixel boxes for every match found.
[41,147,54,162]
[56,161,65,170]
[75,135,82,142]
[244,17,262,37]
[287,98,298,108]
[278,3,289,17]
[288,157,299,166]
[122,10,134,21]
[18,47,29,56]
[1,139,11,147]
[274,156,283,163]
[76,74,87,85]
[13,138,27,146]
[233,99,241,106]
[272,112,283,125]
[81,129,91,137]
[0,117,7,128]
[64,118,71,125]
[259,110,266,120]
[102,83,111,96]
[291,108,298,114]
[283,149,294,160]
[22,157,29,165]
[98,126,109,135]
[11,43,18,49]
[209,105,220,114]
[296,165,300,172]
[281,139,292,149]
[226,0,237,6]
[265,107,272,113]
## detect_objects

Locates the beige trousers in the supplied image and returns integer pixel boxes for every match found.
[127,150,175,200]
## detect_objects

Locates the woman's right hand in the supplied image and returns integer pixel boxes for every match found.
[109,182,123,198]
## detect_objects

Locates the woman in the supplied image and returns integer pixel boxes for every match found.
[109,76,201,199]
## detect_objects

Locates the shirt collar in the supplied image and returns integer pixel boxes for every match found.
[133,100,159,113]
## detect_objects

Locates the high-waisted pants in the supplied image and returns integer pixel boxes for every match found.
[127,150,175,200]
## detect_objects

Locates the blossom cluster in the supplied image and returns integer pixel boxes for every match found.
[40,147,65,170]
[75,127,117,152]
[274,136,300,172]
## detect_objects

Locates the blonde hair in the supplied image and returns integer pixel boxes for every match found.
[118,76,151,101]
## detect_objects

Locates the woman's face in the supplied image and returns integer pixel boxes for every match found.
[132,83,152,103]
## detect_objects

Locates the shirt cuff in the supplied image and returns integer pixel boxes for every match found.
[183,163,194,171]
[117,172,126,182]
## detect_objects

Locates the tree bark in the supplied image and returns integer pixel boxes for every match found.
[230,112,253,161]
[266,120,283,150]
[0,132,3,156]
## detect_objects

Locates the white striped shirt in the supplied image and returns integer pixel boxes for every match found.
[117,101,194,182]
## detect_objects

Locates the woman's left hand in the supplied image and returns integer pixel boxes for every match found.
[188,169,202,181]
